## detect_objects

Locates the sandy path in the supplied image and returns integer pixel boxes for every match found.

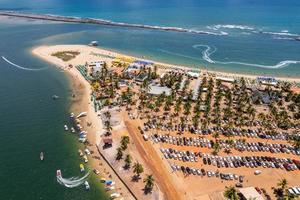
[124,120,183,200]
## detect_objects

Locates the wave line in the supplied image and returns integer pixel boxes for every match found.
[192,44,300,69]
[1,56,46,71]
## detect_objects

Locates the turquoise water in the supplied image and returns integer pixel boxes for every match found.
[1,0,299,76]
[0,1,300,199]
[0,22,108,199]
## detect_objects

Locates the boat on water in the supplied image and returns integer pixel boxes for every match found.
[78,149,83,157]
[100,178,106,183]
[110,193,121,199]
[71,127,75,133]
[83,155,88,163]
[70,112,75,118]
[78,138,87,143]
[64,124,68,131]
[56,169,62,178]
[106,180,115,186]
[52,95,59,100]
[105,186,115,191]
[84,181,90,190]
[93,169,100,175]
[84,148,91,155]
[77,112,87,118]
[80,164,85,172]
[40,152,44,161]
[89,41,98,46]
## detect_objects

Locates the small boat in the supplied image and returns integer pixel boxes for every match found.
[84,148,91,155]
[56,169,62,178]
[64,125,68,131]
[78,149,83,157]
[89,41,98,46]
[40,152,44,161]
[110,193,121,199]
[52,95,59,100]
[105,186,115,191]
[78,138,87,143]
[93,169,100,175]
[83,155,88,163]
[70,112,75,118]
[84,181,90,190]
[71,127,75,133]
[105,180,115,186]
[100,178,106,183]
[77,112,87,118]
[80,164,85,172]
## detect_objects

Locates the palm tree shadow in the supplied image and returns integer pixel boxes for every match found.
[131,175,141,182]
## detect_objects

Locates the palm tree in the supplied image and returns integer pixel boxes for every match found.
[212,141,221,155]
[144,174,155,193]
[133,162,144,179]
[116,147,123,160]
[120,135,130,150]
[174,97,182,115]
[223,186,239,200]
[104,111,111,120]
[104,120,112,131]
[124,154,132,169]
[290,135,300,150]
[277,178,288,191]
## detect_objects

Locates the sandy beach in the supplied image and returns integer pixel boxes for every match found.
[32,44,300,83]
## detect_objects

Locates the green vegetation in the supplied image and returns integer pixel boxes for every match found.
[52,51,80,61]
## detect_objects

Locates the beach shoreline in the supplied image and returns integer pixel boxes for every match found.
[32,46,136,199]
[32,44,300,83]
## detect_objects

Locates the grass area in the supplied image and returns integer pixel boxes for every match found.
[51,51,80,61]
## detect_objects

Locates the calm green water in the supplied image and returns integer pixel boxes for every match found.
[0,22,108,199]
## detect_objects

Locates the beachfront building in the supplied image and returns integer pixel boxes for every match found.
[186,71,200,79]
[216,76,235,83]
[89,61,106,77]
[239,187,265,200]
[257,76,278,86]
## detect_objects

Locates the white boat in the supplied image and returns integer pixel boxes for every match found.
[64,125,69,131]
[70,112,75,118]
[89,41,98,46]
[52,95,59,100]
[83,155,88,163]
[78,138,87,143]
[56,169,62,178]
[40,152,44,161]
[110,193,120,199]
[77,112,87,118]
[85,148,91,155]
[84,181,90,190]
[71,127,75,133]
[105,186,115,191]
[78,149,83,157]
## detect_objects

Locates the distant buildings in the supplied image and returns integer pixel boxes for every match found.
[89,61,105,77]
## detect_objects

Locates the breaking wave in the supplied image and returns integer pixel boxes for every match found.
[208,24,255,31]
[192,44,300,69]
[1,56,47,71]
[57,172,90,188]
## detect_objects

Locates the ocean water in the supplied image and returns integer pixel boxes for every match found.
[0,22,108,200]
[1,0,299,76]
[0,1,299,200]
